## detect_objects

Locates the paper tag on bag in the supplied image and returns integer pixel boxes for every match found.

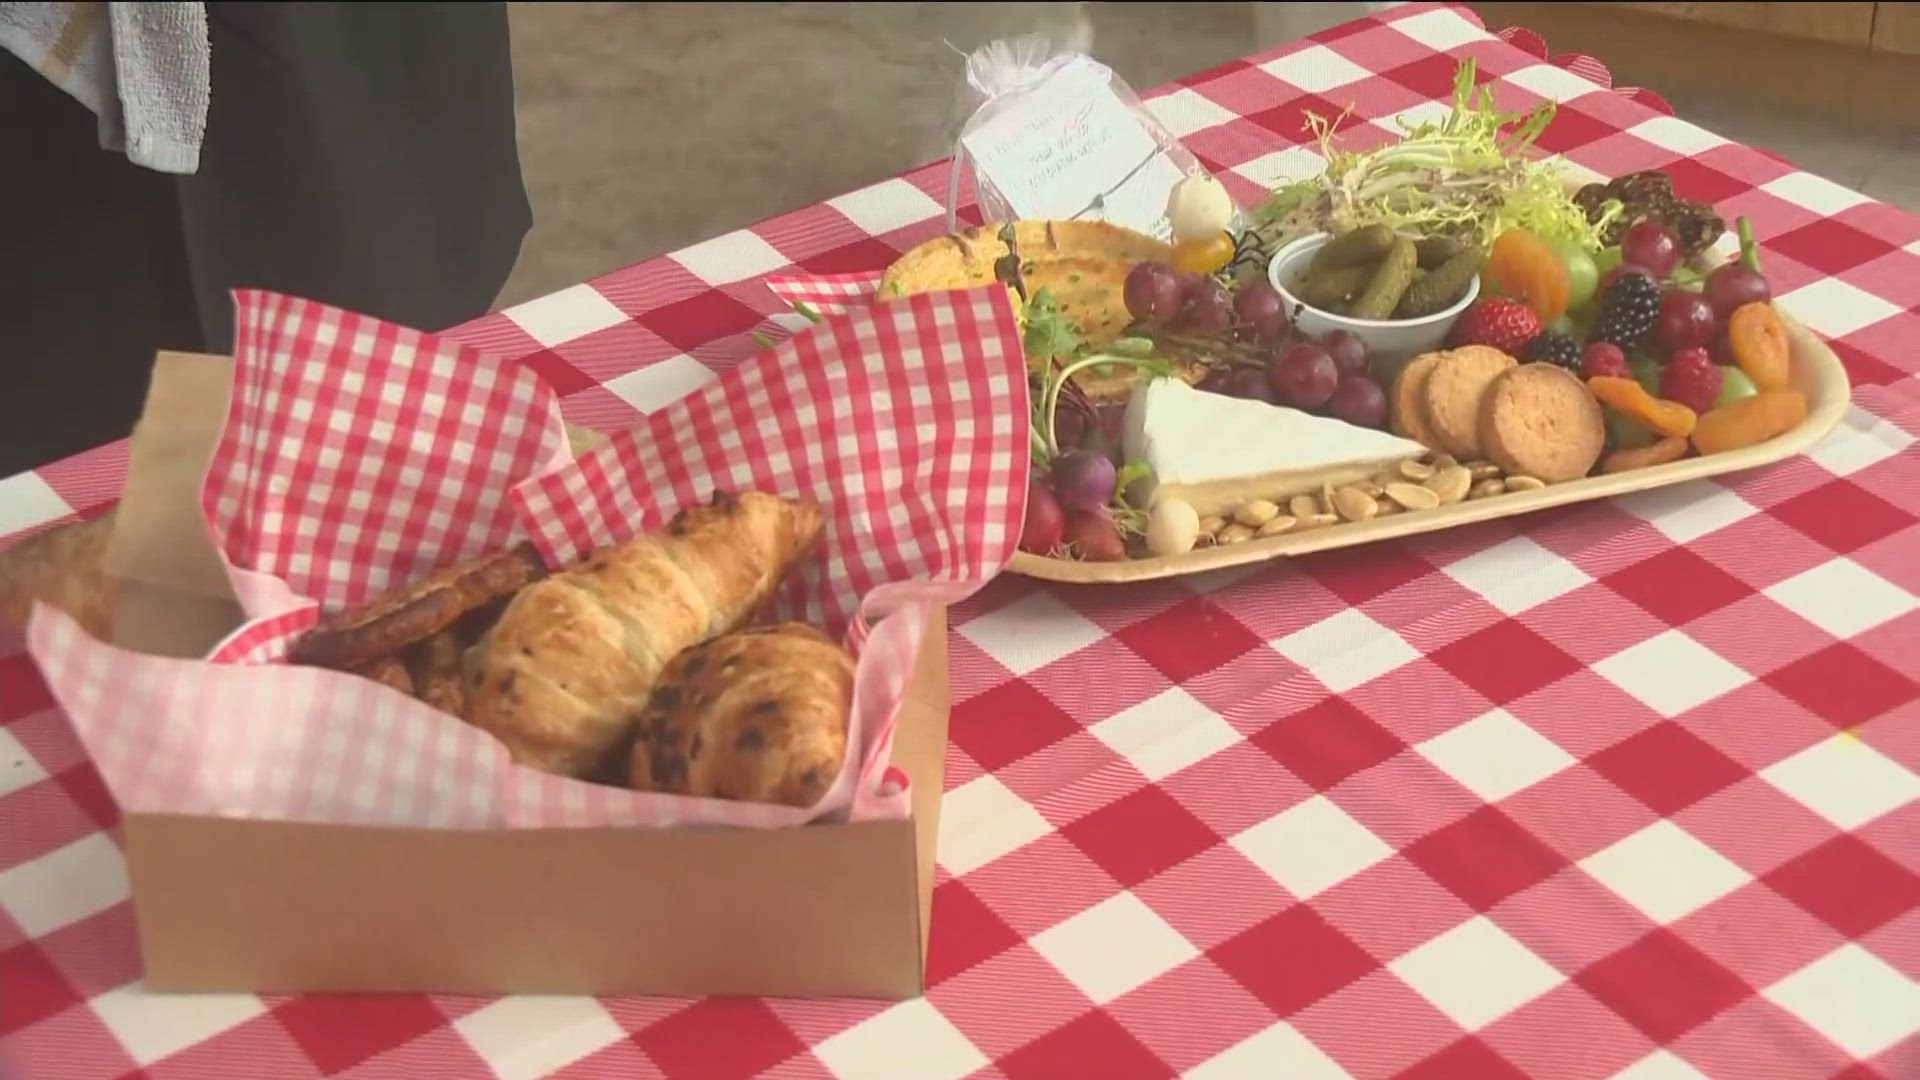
[958,54,1187,238]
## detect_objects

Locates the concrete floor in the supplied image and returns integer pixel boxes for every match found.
[497,1,1920,307]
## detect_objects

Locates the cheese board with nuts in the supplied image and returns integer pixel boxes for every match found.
[873,60,1851,585]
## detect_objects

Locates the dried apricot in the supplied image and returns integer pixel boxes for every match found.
[1602,435,1690,474]
[1727,302,1791,391]
[1587,376,1698,438]
[1692,389,1807,455]
[1486,227,1571,324]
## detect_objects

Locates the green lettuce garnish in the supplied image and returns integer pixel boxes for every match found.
[1022,287,1082,361]
[1254,59,1616,251]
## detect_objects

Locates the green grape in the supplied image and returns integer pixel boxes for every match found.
[1552,240,1599,310]
[1714,366,1759,409]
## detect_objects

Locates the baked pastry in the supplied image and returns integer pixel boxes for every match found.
[629,622,854,808]
[357,654,415,696]
[464,490,824,777]
[406,629,467,716]
[0,510,116,641]
[1422,345,1517,459]
[288,542,547,671]
[1390,352,1446,450]
[1481,363,1606,483]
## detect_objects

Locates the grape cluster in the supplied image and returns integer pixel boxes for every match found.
[1123,261,1387,430]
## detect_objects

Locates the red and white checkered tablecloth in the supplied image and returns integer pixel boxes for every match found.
[3,4,1917,1078]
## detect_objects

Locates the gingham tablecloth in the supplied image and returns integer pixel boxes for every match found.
[3,5,1917,1078]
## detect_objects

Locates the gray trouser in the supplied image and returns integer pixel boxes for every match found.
[2,1,531,475]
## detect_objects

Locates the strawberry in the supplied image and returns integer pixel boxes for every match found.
[1449,298,1541,355]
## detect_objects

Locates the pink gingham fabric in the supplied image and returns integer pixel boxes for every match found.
[3,4,1917,1078]
[27,284,1026,833]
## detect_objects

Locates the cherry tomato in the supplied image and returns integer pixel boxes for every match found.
[1171,232,1235,275]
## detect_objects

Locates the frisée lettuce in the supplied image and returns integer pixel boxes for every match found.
[1250,59,1618,255]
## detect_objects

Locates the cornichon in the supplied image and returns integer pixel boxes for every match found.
[1394,247,1485,318]
[1415,235,1463,270]
[1308,224,1395,276]
[1347,236,1418,320]
[1296,264,1373,311]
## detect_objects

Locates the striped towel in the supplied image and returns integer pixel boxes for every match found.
[0,2,209,173]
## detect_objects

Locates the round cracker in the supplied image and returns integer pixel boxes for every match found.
[1390,352,1447,451]
[1481,363,1606,483]
[1423,345,1518,459]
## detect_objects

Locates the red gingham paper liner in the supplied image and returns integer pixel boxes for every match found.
[6,4,1920,1078]
[26,285,1028,830]
[202,290,574,621]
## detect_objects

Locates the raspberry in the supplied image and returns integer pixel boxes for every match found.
[1522,331,1582,371]
[1660,347,1722,413]
[1581,341,1629,380]
[1449,298,1541,355]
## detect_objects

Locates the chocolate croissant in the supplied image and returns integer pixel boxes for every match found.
[629,622,854,808]
[464,490,824,777]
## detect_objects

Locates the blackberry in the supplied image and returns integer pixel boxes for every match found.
[1522,330,1582,371]
[1591,273,1661,348]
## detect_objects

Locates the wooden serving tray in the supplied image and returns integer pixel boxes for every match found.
[1007,310,1850,584]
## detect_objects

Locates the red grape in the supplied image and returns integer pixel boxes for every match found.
[1051,449,1116,513]
[1268,343,1338,410]
[1225,366,1273,402]
[1123,260,1181,324]
[1708,325,1738,368]
[1652,288,1716,352]
[1621,219,1681,279]
[1019,481,1066,555]
[1702,263,1771,320]
[1326,375,1387,429]
[1320,329,1369,379]
[1173,271,1209,306]
[1171,276,1233,336]
[1233,280,1291,346]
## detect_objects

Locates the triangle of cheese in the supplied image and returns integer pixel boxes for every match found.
[1122,377,1426,517]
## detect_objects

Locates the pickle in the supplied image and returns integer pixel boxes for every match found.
[1295,263,1374,311]
[1347,237,1418,320]
[1415,235,1464,270]
[1394,248,1485,319]
[1309,224,1395,276]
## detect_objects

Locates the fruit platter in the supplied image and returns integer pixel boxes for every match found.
[879,62,1848,583]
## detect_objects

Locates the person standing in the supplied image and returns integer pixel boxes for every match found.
[1,2,531,475]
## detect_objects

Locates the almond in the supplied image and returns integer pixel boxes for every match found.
[1384,482,1440,511]
[1331,486,1378,523]
[1424,464,1472,505]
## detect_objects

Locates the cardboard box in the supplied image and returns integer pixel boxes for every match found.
[103,353,948,999]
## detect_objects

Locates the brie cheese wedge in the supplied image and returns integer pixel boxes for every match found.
[1122,377,1427,517]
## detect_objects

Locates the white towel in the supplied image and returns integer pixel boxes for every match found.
[0,1,209,173]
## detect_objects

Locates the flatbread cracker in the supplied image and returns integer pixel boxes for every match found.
[878,220,1170,303]
[1423,345,1518,459]
[1481,363,1606,483]
[880,220,1175,401]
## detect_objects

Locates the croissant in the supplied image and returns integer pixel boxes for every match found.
[464,490,824,777]
[629,622,854,808]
